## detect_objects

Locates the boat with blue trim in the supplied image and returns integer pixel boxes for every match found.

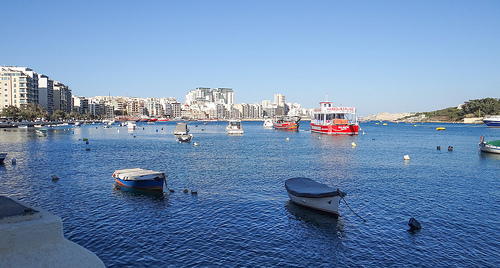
[483,115,500,127]
[112,168,166,191]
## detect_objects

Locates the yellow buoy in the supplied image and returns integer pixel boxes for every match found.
[436,127,445,131]
[83,138,88,141]
[383,123,388,126]
[351,142,356,147]
[286,138,289,141]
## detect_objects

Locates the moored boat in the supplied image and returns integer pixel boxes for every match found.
[127,121,137,131]
[174,122,193,142]
[263,118,273,129]
[310,100,359,135]
[483,115,500,127]
[226,119,244,135]
[285,177,346,216]
[112,168,166,191]
[479,136,500,154]
[273,116,300,130]
[0,153,6,164]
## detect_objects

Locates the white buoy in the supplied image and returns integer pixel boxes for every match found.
[404,155,410,160]
[193,142,198,146]
[351,142,356,147]
[286,138,290,141]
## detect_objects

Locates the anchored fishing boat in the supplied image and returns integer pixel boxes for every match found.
[226,119,244,135]
[285,177,346,216]
[479,136,500,154]
[174,122,193,142]
[310,100,359,135]
[273,116,300,130]
[112,168,166,191]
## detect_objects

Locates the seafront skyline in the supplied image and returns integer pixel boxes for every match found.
[3,1,499,116]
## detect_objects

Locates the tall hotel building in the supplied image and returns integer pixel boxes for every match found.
[0,66,39,112]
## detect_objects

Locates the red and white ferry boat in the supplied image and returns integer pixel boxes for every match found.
[273,116,300,130]
[310,101,359,135]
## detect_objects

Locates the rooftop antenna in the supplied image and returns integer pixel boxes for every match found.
[326,92,328,102]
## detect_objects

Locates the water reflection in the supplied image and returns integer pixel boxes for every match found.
[112,184,167,199]
[285,201,344,232]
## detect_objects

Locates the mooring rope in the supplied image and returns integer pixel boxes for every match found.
[339,190,367,222]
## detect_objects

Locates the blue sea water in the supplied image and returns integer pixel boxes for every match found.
[1,121,499,267]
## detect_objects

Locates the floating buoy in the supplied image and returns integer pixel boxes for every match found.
[86,148,90,151]
[193,142,198,146]
[54,130,56,133]
[383,123,388,125]
[286,138,290,141]
[12,158,16,165]
[436,127,446,131]
[86,141,89,144]
[191,189,198,195]
[169,189,175,193]
[183,189,189,193]
[403,155,410,160]
[117,130,120,133]
[51,175,59,181]
[448,146,453,151]
[437,146,441,150]
[372,138,375,140]
[414,125,417,127]
[351,142,356,147]
[83,138,88,141]
[156,129,158,132]
[408,217,422,230]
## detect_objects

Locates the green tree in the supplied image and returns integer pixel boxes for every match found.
[462,98,500,116]
[52,110,67,121]
[20,103,48,121]
[1,105,22,121]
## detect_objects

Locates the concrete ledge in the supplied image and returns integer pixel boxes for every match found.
[0,196,104,267]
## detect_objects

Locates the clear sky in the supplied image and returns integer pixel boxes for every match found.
[3,0,499,116]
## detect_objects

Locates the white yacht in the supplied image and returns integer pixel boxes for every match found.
[226,120,244,135]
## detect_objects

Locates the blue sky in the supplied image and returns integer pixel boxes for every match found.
[3,0,499,116]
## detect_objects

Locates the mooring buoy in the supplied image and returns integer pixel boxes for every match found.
[403,155,410,160]
[51,175,59,181]
[448,146,453,151]
[408,217,422,230]
[437,146,441,150]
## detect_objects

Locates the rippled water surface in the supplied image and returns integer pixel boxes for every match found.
[1,121,499,267]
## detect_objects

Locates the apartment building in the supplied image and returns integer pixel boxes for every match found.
[38,74,54,114]
[0,66,39,112]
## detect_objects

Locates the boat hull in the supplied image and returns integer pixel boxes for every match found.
[273,122,299,130]
[115,178,164,191]
[479,142,500,154]
[483,120,500,127]
[286,192,341,216]
[310,123,359,135]
[227,129,244,135]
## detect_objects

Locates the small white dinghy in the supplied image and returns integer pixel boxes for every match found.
[285,177,346,216]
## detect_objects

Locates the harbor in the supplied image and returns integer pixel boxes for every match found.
[1,121,499,267]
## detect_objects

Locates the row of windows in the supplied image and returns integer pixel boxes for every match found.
[1,77,27,81]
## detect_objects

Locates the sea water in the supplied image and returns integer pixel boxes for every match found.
[0,121,499,267]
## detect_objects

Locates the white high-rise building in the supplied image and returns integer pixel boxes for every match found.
[0,66,39,112]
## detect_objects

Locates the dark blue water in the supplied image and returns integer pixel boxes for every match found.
[1,121,499,267]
